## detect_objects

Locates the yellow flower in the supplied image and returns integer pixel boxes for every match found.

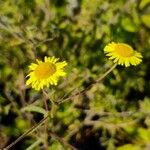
[26,56,67,90]
[104,42,142,67]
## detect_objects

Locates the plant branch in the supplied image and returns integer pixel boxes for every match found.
[49,132,78,150]
[58,63,117,104]
[3,116,49,150]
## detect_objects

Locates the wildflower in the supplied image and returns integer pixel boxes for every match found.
[104,42,142,67]
[26,56,67,90]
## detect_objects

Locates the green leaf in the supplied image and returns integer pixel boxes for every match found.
[137,128,150,141]
[21,105,47,115]
[139,0,150,9]
[116,144,141,150]
[141,13,150,28]
[121,17,138,32]
[139,97,150,113]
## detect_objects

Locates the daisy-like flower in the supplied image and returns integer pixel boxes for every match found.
[104,42,142,67]
[26,56,67,90]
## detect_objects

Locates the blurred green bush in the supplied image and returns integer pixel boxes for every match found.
[0,0,150,149]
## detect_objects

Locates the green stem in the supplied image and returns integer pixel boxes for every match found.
[42,90,58,118]
[96,63,117,82]
[58,63,117,104]
[42,90,49,150]
[3,116,49,150]
[26,138,43,150]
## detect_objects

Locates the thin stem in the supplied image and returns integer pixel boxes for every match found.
[43,90,49,111]
[42,90,49,150]
[3,116,49,150]
[58,64,117,104]
[96,63,117,82]
[26,138,43,150]
[48,132,78,150]
[42,90,57,118]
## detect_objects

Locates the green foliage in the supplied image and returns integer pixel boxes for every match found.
[0,0,150,150]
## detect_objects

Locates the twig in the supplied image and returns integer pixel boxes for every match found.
[42,90,49,150]
[26,138,43,150]
[3,116,49,150]
[49,132,78,150]
[58,64,117,104]
[84,110,135,117]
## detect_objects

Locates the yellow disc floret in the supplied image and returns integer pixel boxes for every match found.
[34,63,56,80]
[115,43,134,57]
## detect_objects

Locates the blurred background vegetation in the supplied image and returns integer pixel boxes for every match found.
[0,0,150,150]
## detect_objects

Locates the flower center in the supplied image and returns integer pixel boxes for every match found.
[115,43,134,57]
[35,62,56,80]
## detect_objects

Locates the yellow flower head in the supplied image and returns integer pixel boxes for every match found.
[26,56,67,90]
[104,42,142,67]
